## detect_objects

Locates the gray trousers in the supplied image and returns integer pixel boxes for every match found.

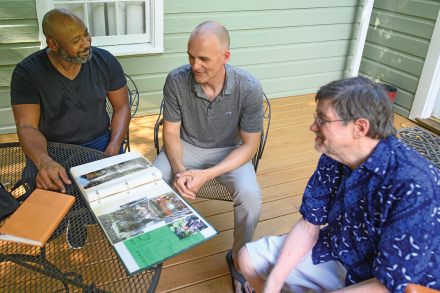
[152,139,262,259]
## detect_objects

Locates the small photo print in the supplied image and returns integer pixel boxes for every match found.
[168,214,208,240]
[97,197,166,244]
[152,192,192,224]
[77,157,153,190]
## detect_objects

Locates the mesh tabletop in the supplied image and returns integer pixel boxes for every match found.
[0,142,162,293]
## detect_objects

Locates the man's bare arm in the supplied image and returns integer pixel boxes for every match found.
[105,85,130,156]
[12,104,71,192]
[162,119,194,197]
[331,278,389,293]
[261,217,320,293]
[177,130,261,198]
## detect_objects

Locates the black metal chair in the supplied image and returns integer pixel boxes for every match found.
[153,94,271,201]
[106,74,140,153]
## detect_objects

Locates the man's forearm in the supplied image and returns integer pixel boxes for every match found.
[331,278,389,293]
[107,105,130,153]
[163,132,186,175]
[18,126,52,168]
[263,218,320,293]
[204,142,257,180]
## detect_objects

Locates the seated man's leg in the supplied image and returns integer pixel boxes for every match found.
[239,235,347,293]
[152,140,205,184]
[205,147,262,260]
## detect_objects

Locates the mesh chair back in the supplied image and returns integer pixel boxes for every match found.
[106,74,140,153]
[154,94,271,202]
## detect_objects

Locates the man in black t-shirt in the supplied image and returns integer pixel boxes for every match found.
[10,8,130,249]
[11,8,130,193]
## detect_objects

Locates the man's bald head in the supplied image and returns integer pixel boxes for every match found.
[42,8,84,39]
[189,21,230,51]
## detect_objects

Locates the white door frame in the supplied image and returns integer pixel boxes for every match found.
[409,9,440,120]
[349,0,375,77]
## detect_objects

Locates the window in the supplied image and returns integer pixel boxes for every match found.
[35,0,163,56]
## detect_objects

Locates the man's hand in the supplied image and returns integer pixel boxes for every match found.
[176,169,210,191]
[36,159,71,193]
[173,173,196,199]
[104,142,121,156]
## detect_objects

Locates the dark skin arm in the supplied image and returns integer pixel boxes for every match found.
[104,85,131,156]
[12,104,71,192]
[11,85,130,192]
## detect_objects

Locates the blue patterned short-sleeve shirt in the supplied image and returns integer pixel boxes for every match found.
[300,136,440,293]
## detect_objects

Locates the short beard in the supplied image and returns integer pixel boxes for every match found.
[59,46,92,64]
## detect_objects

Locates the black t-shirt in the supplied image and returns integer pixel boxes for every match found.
[10,46,126,144]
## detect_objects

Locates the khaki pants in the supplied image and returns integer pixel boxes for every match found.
[152,139,262,259]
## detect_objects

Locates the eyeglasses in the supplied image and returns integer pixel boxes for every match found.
[313,113,347,127]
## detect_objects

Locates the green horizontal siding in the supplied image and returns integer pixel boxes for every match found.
[0,1,36,20]
[164,7,361,34]
[0,45,40,66]
[0,22,39,44]
[165,0,360,13]
[373,0,440,20]
[369,10,434,39]
[359,0,440,118]
[165,23,358,53]
[0,0,40,134]
[0,87,10,108]
[362,43,424,76]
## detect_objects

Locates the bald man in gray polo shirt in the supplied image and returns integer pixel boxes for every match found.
[153,21,263,293]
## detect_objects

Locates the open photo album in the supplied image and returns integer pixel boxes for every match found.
[69,151,218,276]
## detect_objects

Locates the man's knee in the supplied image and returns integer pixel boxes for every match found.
[237,245,252,274]
[236,245,250,273]
[152,150,173,183]
[232,181,262,208]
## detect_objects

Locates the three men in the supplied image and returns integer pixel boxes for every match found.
[237,78,440,293]
[11,9,130,248]
[152,21,264,292]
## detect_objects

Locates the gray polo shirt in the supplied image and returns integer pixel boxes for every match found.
[163,64,264,149]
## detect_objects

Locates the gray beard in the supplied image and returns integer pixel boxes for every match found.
[59,46,92,64]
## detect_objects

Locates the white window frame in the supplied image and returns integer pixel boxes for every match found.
[35,0,163,56]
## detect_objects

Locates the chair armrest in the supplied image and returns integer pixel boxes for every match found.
[404,284,440,293]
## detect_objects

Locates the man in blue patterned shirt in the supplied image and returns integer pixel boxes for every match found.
[237,77,440,293]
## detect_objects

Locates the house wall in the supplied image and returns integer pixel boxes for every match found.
[358,0,440,118]
[0,0,40,135]
[0,0,364,135]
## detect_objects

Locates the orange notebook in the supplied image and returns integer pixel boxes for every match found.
[0,189,75,247]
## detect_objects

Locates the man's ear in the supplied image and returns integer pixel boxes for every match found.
[222,50,231,65]
[46,37,59,52]
[353,118,370,139]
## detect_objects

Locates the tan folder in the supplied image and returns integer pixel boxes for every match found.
[0,189,75,247]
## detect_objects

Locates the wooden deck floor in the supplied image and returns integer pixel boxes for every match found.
[0,94,420,292]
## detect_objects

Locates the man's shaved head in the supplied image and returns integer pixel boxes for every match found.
[42,8,83,39]
[189,21,230,51]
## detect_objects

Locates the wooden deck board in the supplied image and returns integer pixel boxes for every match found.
[0,93,426,292]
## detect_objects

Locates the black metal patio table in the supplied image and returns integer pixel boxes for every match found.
[0,142,162,292]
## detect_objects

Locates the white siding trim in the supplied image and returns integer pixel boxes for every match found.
[35,0,54,48]
[349,0,374,77]
[409,9,440,120]
[33,0,163,55]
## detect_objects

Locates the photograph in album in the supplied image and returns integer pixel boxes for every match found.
[97,197,166,245]
[76,157,153,190]
[168,214,208,240]
[152,192,192,223]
